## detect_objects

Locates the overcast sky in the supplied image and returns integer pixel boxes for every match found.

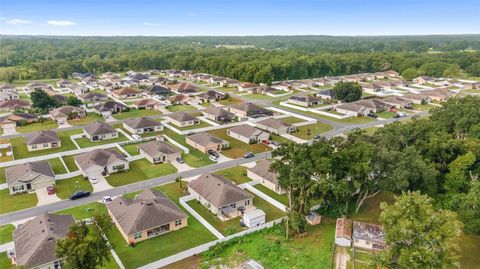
[1,0,479,36]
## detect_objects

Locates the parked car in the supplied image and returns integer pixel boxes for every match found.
[261,139,270,145]
[70,191,91,200]
[207,150,220,158]
[88,176,98,184]
[102,196,112,203]
[132,134,141,140]
[209,155,219,162]
[393,112,407,118]
[270,141,280,146]
[47,186,55,195]
[243,152,254,158]
[176,157,185,164]
[367,113,378,118]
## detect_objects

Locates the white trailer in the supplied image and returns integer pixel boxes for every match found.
[243,209,266,228]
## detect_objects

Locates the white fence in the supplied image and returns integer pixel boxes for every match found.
[163,134,190,154]
[278,102,351,119]
[179,195,225,239]
[240,182,287,212]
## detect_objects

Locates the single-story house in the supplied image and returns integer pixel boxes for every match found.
[202,106,236,123]
[70,85,90,96]
[0,83,16,91]
[13,213,75,268]
[186,132,230,153]
[138,140,181,164]
[238,82,258,92]
[0,112,36,129]
[335,217,353,247]
[0,99,31,111]
[93,101,128,117]
[353,221,386,251]
[0,90,19,102]
[228,102,273,118]
[381,96,413,109]
[288,94,321,107]
[57,79,74,88]
[402,93,432,104]
[335,99,387,116]
[74,148,129,177]
[25,130,61,152]
[26,81,50,91]
[413,76,435,85]
[79,92,108,103]
[315,89,335,100]
[256,117,297,135]
[227,124,269,144]
[107,189,188,244]
[6,161,55,195]
[421,88,457,102]
[83,121,119,142]
[188,173,254,220]
[168,94,190,105]
[131,98,161,109]
[112,87,143,99]
[123,117,163,134]
[247,159,285,194]
[49,105,86,123]
[172,83,198,94]
[166,112,200,127]
[145,85,172,96]
[195,90,228,103]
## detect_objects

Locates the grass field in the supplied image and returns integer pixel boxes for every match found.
[55,176,92,199]
[61,155,79,171]
[68,114,105,126]
[174,120,211,131]
[105,158,177,187]
[0,224,14,244]
[291,122,334,139]
[208,128,271,159]
[213,166,251,184]
[412,103,437,112]
[56,202,108,220]
[48,157,68,174]
[376,111,397,118]
[218,97,243,106]
[112,109,162,120]
[15,119,58,133]
[0,189,38,214]
[74,133,128,148]
[253,184,288,206]
[166,104,196,112]
[280,116,305,124]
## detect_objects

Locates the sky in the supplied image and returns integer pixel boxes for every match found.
[0,0,479,36]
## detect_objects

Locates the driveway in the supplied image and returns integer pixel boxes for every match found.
[171,160,193,172]
[91,175,113,193]
[216,153,232,163]
[2,126,17,135]
[36,188,61,206]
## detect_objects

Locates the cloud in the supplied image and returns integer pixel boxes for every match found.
[5,19,32,25]
[47,20,77,26]
[188,13,205,17]
[143,22,163,26]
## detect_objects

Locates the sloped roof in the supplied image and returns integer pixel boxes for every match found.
[83,121,116,136]
[257,117,291,130]
[124,117,161,129]
[93,101,127,112]
[228,124,264,138]
[203,106,235,119]
[133,99,160,107]
[146,85,171,95]
[25,130,60,145]
[248,160,279,185]
[0,99,31,108]
[138,140,180,158]
[6,161,55,186]
[0,83,15,90]
[112,87,140,96]
[335,217,352,240]
[80,92,107,100]
[74,148,127,171]
[186,132,225,147]
[167,112,196,122]
[49,105,85,118]
[229,102,271,114]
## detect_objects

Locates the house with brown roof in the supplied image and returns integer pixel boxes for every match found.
[256,117,297,135]
[13,213,75,268]
[288,94,321,107]
[112,87,143,99]
[228,102,273,118]
[413,76,435,85]
[421,88,457,102]
[238,82,258,91]
[0,83,15,91]
[107,189,188,244]
[188,173,254,220]
[335,217,353,247]
[83,121,119,142]
[56,79,74,88]
[247,160,285,194]
[49,105,86,123]
[186,132,229,153]
[25,130,61,152]
[402,93,432,104]
[168,94,191,105]
[195,90,228,103]
[123,117,163,134]
[202,107,236,123]
[335,99,387,116]
[0,99,31,111]
[353,221,386,251]
[93,101,128,117]
[172,83,198,94]
[0,112,36,129]
[227,124,269,144]
[74,148,129,177]
[0,90,19,102]
[166,112,200,127]
[381,96,413,109]
[138,140,181,164]
[6,161,55,195]
[131,98,160,109]
[79,92,108,103]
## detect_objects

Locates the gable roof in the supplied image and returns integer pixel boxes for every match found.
[0,84,15,90]
[107,189,187,235]
[112,87,141,96]
[6,161,55,186]
[80,92,107,101]
[335,217,352,240]
[257,117,291,130]
[167,112,197,122]
[196,90,227,99]
[203,106,235,119]
[133,99,160,107]
[146,85,172,95]
[174,83,198,93]
[248,160,279,185]
[93,101,127,112]
[83,121,116,136]
[229,102,271,114]
[14,213,75,268]
[0,112,36,124]
[49,105,85,118]
[228,124,264,138]
[74,148,127,171]
[0,99,31,109]
[25,130,60,145]
[188,173,253,208]
[124,117,161,129]
[186,132,226,147]
[138,140,181,158]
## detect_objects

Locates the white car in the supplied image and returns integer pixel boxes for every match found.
[209,155,218,162]
[88,176,98,184]
[132,134,141,140]
[102,196,112,203]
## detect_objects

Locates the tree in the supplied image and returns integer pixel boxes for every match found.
[401,67,418,81]
[30,89,59,114]
[333,81,362,102]
[67,96,83,107]
[379,192,462,269]
[457,179,480,234]
[56,212,113,269]
[444,152,477,193]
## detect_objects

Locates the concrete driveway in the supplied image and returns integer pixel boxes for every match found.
[91,175,113,193]
[36,188,61,206]
[2,126,17,135]
[171,160,193,172]
[216,153,232,163]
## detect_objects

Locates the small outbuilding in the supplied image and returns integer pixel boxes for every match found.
[243,209,265,228]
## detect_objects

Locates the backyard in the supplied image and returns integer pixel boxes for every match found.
[163,129,214,167]
[291,122,334,140]
[253,184,288,206]
[55,175,92,199]
[217,97,243,106]
[68,114,105,126]
[208,128,271,159]
[0,189,38,214]
[48,157,68,174]
[61,154,79,171]
[112,109,162,120]
[15,119,58,133]
[105,158,177,187]
[74,133,129,148]
[166,104,196,112]
[279,116,306,125]
[0,224,14,244]
[213,166,251,184]
[173,120,211,131]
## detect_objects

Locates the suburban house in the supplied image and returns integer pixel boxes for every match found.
[168,94,191,105]
[0,112,36,129]
[188,173,254,220]
[227,124,269,144]
[166,112,200,127]
[6,161,55,195]
[26,81,52,91]
[186,132,230,153]
[0,83,15,91]
[247,159,285,194]
[335,99,387,116]
[49,105,86,123]
[220,78,240,87]
[83,121,119,142]
[52,94,68,105]
[288,94,321,107]
[0,99,31,111]
[381,96,413,109]
[228,102,273,118]
[138,140,181,164]
[352,221,386,251]
[413,76,435,85]
[315,89,336,100]
[99,81,114,91]
[256,117,297,135]
[421,88,457,101]
[131,98,160,109]
[0,90,19,102]
[238,82,258,91]
[79,92,108,103]
[202,106,236,123]
[70,85,90,96]
[25,130,61,152]
[195,90,228,103]
[107,189,188,244]
[172,83,198,94]
[145,85,172,96]
[402,93,432,104]
[93,101,128,117]
[335,217,353,247]
[112,87,143,99]
[74,148,129,177]
[123,117,163,134]
[13,213,75,269]
[57,79,74,88]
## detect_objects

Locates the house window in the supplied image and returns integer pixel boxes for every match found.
[175,220,182,226]
[43,143,48,147]
[12,185,24,192]
[230,203,236,208]
[134,232,142,240]
[31,144,37,149]
[53,260,62,269]
[366,240,371,245]
[113,164,125,171]
[245,199,250,206]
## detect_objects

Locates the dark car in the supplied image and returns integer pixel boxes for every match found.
[243,152,254,158]
[367,113,378,118]
[176,157,185,164]
[207,150,220,158]
[270,141,280,146]
[70,191,91,200]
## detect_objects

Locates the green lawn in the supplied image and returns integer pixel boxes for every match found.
[15,119,58,133]
[291,122,334,139]
[376,111,397,118]
[163,129,214,167]
[245,190,286,221]
[280,116,305,124]
[0,146,13,163]
[217,97,243,106]
[0,167,6,184]
[107,182,216,269]
[10,129,82,159]
[61,155,79,171]
[112,109,162,120]
[55,176,92,200]
[269,134,292,144]
[200,102,213,108]
[213,166,251,184]
[412,103,436,112]
[253,184,288,206]
[0,189,38,214]
[208,128,271,159]
[216,86,237,93]
[0,252,14,269]
[174,121,211,131]
[56,202,108,220]
[68,114,105,126]
[48,157,68,174]
[74,133,129,148]
[166,104,196,112]
[0,224,14,244]
[121,143,141,156]
[105,159,177,187]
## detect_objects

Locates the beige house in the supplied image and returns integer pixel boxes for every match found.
[186,132,230,153]
[123,117,163,134]
[6,161,55,195]
[131,98,160,109]
[74,148,129,177]
[228,102,273,118]
[288,94,321,107]
[83,121,119,142]
[49,105,86,123]
[188,173,254,220]
[352,221,386,251]
[0,99,31,111]
[247,160,285,194]
[25,130,61,152]
[138,140,181,164]
[166,112,200,127]
[13,213,75,269]
[256,117,297,135]
[107,189,188,244]
[202,106,235,123]
[112,87,142,99]
[227,124,269,144]
[381,96,413,109]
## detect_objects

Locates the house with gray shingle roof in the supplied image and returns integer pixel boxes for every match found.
[83,121,119,142]
[49,105,86,123]
[93,101,128,118]
[227,124,269,144]
[186,132,229,153]
[166,112,200,127]
[256,117,297,135]
[247,160,285,194]
[228,102,273,118]
[107,189,188,243]
[13,213,75,268]
[202,106,236,123]
[123,117,163,134]
[25,130,61,152]
[188,173,254,220]
[6,161,55,195]
[74,148,129,177]
[138,140,181,164]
